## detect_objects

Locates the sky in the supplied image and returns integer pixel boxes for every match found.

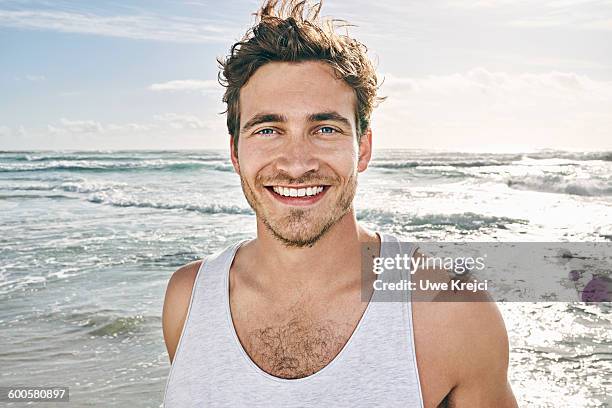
[1,0,611,151]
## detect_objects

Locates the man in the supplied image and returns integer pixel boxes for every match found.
[162,1,518,406]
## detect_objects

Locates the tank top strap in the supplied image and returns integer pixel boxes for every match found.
[374,233,420,301]
[357,233,423,406]
[163,239,249,406]
[194,239,249,299]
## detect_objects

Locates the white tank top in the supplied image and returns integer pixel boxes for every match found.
[164,233,424,407]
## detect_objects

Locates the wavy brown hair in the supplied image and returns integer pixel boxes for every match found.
[217,0,384,153]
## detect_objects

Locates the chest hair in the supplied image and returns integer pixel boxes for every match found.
[241,311,356,379]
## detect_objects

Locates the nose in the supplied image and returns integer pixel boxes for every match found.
[274,136,319,180]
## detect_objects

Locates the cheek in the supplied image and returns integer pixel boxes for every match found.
[237,142,261,174]
[326,143,359,175]
[325,158,358,183]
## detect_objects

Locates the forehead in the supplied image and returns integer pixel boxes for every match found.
[239,61,356,124]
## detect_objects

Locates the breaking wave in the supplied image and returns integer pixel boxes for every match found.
[357,209,527,230]
[0,160,233,173]
[87,194,253,215]
[506,175,612,196]
[525,150,612,162]
[371,159,513,169]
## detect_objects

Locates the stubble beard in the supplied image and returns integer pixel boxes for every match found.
[240,171,357,248]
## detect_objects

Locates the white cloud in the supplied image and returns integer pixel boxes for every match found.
[42,115,212,138]
[446,0,612,9]
[490,55,611,71]
[153,113,211,130]
[374,67,612,150]
[47,118,103,134]
[45,119,158,137]
[0,9,233,43]
[509,15,612,30]
[443,0,612,30]
[17,114,225,149]
[60,118,103,133]
[382,68,600,94]
[465,0,612,30]
[149,79,220,92]
[106,123,152,132]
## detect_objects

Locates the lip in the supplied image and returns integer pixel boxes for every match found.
[264,185,330,207]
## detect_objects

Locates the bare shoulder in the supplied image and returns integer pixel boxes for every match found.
[411,249,517,407]
[162,260,203,363]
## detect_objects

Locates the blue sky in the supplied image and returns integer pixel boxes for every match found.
[1,0,611,151]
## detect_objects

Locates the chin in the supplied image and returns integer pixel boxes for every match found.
[272,231,326,248]
[265,215,337,248]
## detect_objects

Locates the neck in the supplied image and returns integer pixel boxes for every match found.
[247,209,379,295]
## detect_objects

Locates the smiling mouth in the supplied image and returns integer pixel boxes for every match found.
[271,185,325,197]
[264,185,330,205]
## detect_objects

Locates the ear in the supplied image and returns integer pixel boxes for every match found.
[229,135,240,175]
[357,127,373,173]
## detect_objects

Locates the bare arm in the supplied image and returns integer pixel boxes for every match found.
[411,249,518,407]
[162,260,201,363]
[443,300,518,407]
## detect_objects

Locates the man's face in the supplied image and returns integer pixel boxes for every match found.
[231,61,371,247]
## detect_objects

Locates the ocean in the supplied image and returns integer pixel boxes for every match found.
[0,149,610,407]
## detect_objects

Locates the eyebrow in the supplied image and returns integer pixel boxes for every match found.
[241,113,287,133]
[307,112,352,129]
[240,111,352,133]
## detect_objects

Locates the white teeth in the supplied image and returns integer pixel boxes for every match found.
[272,186,326,197]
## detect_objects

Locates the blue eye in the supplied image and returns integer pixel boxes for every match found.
[318,126,337,134]
[255,128,275,135]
